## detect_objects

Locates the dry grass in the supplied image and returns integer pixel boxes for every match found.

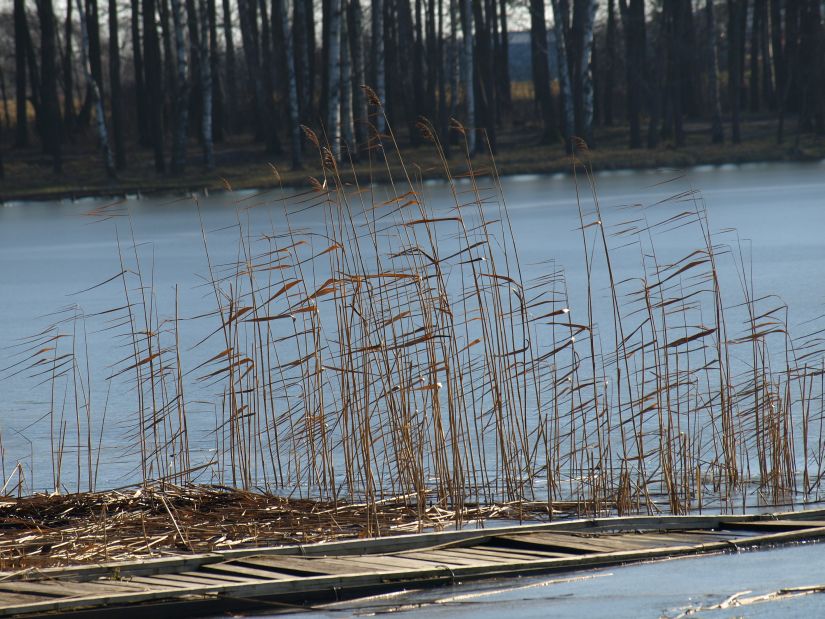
[0,483,572,570]
[2,103,825,568]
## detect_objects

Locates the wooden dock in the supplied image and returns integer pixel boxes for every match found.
[2,508,825,617]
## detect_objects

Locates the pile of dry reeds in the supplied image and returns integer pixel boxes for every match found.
[0,483,567,569]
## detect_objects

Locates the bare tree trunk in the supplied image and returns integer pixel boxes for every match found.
[460,0,475,152]
[23,16,42,134]
[426,0,437,118]
[530,0,556,143]
[579,0,597,147]
[371,0,386,134]
[327,0,342,157]
[497,0,511,114]
[413,0,424,120]
[447,0,459,154]
[759,0,773,109]
[76,0,104,127]
[170,0,189,173]
[109,0,126,168]
[750,0,761,112]
[293,0,310,121]
[14,0,28,146]
[76,0,115,176]
[551,0,574,152]
[604,0,616,125]
[0,68,10,135]
[619,0,644,148]
[207,0,223,141]
[186,0,203,139]
[144,0,166,170]
[706,0,724,143]
[221,0,237,130]
[160,0,176,120]
[199,0,214,168]
[280,0,302,167]
[728,0,743,143]
[39,0,63,172]
[340,1,354,154]
[63,0,75,135]
[437,0,448,143]
[769,0,782,112]
[348,0,367,151]
[131,0,149,146]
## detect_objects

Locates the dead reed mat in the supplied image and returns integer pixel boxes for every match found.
[0,484,573,570]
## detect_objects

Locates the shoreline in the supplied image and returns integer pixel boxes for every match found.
[3,119,824,203]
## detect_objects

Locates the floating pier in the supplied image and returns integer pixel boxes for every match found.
[2,508,825,617]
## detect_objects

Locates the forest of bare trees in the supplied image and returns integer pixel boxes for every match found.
[1,0,824,179]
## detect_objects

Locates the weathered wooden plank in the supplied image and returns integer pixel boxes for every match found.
[340,554,444,571]
[494,533,619,554]
[402,550,502,567]
[238,555,376,576]
[427,548,530,565]
[4,525,825,618]
[0,581,116,598]
[455,546,571,562]
[152,572,251,587]
[199,562,292,581]
[721,519,825,531]
[125,575,202,590]
[0,593,52,607]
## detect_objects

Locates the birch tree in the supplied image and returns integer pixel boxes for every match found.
[371,0,386,135]
[14,0,28,146]
[348,0,367,151]
[706,0,724,143]
[170,0,189,173]
[108,0,125,167]
[144,0,166,170]
[199,0,214,168]
[75,0,115,177]
[579,0,597,147]
[278,0,301,168]
[551,0,574,152]
[340,1,354,154]
[327,0,342,158]
[460,0,475,153]
[38,0,63,171]
[530,0,556,143]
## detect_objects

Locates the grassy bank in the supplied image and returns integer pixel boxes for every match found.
[2,115,824,202]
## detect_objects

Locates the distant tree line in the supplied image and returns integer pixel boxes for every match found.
[1,0,824,178]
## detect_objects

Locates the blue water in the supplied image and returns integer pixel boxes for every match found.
[2,161,825,493]
[243,541,825,618]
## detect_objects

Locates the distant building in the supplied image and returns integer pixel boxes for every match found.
[508,30,559,83]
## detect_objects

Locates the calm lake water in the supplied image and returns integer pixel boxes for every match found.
[231,540,825,618]
[1,161,825,491]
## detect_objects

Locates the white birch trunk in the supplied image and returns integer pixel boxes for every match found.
[280,0,302,167]
[449,0,459,121]
[75,0,115,177]
[460,0,475,153]
[349,0,367,148]
[327,0,342,158]
[170,0,190,173]
[550,0,574,152]
[340,0,354,155]
[371,0,386,134]
[199,0,214,168]
[580,0,597,146]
